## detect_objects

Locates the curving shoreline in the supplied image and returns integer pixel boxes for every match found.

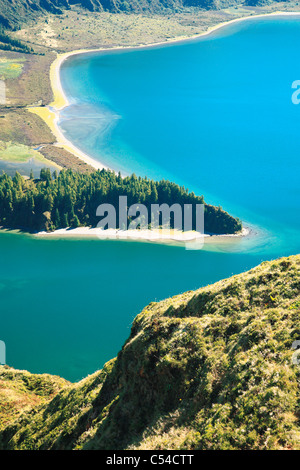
[29,10,300,173]
[34,226,251,248]
[27,11,300,245]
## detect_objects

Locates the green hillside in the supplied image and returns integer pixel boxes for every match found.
[0,254,299,450]
[2,0,290,30]
[0,0,221,29]
[0,367,69,431]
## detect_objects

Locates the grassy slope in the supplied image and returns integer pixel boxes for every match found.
[13,9,240,52]
[0,254,299,450]
[13,4,300,53]
[0,367,70,431]
[0,0,232,30]
[0,0,296,32]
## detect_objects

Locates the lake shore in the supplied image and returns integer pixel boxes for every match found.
[25,11,298,246]
[30,10,300,173]
[33,226,251,247]
[0,225,252,248]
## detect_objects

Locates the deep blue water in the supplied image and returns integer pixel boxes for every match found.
[1,17,300,381]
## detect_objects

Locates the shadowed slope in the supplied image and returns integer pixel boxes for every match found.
[0,255,299,450]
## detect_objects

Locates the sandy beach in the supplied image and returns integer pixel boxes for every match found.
[34,226,251,248]
[28,10,300,173]
[28,10,299,245]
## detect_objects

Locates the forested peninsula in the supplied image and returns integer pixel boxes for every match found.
[0,169,242,234]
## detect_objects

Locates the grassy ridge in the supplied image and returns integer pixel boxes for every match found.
[0,255,299,450]
[0,367,69,431]
[0,0,295,32]
[0,0,233,30]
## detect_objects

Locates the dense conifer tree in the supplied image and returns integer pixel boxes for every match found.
[0,169,242,234]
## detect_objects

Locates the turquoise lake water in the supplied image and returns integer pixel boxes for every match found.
[1,16,300,381]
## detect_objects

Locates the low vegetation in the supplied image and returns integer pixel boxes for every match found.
[0,141,55,166]
[0,1,244,32]
[0,110,55,147]
[0,51,55,107]
[0,255,299,449]
[0,367,69,430]
[13,9,241,53]
[0,58,25,80]
[38,145,96,174]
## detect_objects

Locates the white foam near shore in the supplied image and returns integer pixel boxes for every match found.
[34,226,250,246]
[30,10,300,174]
[29,11,292,244]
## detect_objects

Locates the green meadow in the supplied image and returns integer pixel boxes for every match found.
[0,58,25,80]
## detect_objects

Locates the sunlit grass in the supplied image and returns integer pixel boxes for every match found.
[0,141,52,163]
[0,58,25,80]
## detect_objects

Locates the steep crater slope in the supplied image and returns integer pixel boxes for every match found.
[0,255,299,450]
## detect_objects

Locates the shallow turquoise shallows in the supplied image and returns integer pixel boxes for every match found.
[1,16,300,381]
